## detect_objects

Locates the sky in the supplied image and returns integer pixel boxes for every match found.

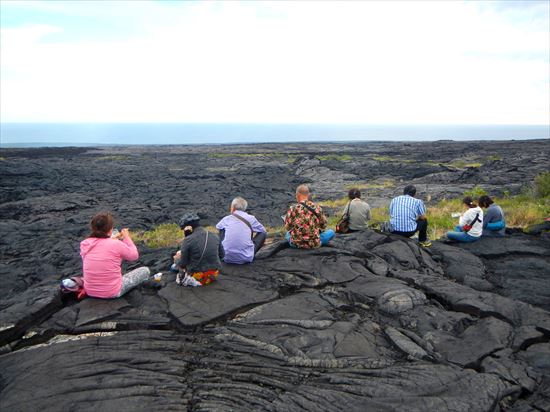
[1,0,549,125]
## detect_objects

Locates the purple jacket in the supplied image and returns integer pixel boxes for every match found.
[216,210,266,264]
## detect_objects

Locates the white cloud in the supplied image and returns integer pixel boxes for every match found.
[0,1,548,124]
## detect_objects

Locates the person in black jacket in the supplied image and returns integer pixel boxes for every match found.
[173,213,223,286]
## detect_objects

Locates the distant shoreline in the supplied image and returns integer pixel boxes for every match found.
[1,137,549,150]
[1,123,548,148]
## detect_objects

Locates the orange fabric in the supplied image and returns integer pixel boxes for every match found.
[191,269,219,285]
[77,289,87,300]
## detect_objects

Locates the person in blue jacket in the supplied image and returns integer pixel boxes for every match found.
[478,195,506,237]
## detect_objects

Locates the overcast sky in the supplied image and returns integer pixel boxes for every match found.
[1,0,549,124]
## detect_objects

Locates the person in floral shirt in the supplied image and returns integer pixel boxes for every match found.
[284,184,335,248]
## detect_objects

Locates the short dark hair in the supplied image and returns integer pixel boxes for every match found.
[90,212,114,238]
[348,188,361,199]
[462,196,478,208]
[478,195,494,208]
[403,185,416,197]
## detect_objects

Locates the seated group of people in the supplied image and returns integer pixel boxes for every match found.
[171,184,338,286]
[445,195,505,242]
[78,183,505,299]
[388,186,506,246]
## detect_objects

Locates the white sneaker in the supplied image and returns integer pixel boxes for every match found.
[182,274,202,287]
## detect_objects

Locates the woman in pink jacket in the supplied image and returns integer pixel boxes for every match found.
[81,212,150,298]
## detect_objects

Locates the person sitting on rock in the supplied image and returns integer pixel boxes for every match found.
[81,212,150,299]
[478,195,506,237]
[446,196,484,242]
[341,187,371,232]
[389,185,432,247]
[216,196,267,264]
[173,213,223,286]
[284,184,335,248]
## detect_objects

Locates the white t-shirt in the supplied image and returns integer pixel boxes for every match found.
[459,206,484,237]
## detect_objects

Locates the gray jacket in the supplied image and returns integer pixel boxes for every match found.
[343,199,371,231]
[178,227,223,274]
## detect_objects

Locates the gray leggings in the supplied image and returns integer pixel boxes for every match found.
[115,267,150,297]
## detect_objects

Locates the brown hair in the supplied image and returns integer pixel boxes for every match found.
[90,212,114,238]
[348,188,361,199]
[462,196,478,208]
[478,195,494,208]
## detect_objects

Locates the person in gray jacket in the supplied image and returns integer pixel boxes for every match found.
[478,195,506,237]
[173,213,223,286]
[341,188,371,231]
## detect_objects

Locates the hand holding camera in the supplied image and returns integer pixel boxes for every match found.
[120,228,131,240]
[111,228,122,239]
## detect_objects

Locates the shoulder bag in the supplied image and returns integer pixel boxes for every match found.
[232,213,254,239]
[336,202,351,234]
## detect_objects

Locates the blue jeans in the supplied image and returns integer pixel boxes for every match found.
[486,220,505,230]
[285,229,335,248]
[446,226,480,243]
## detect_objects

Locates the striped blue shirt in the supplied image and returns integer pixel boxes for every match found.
[389,195,426,232]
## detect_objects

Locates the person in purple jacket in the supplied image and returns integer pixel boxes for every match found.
[216,197,267,264]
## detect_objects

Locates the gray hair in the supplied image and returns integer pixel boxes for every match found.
[296,184,310,196]
[231,196,248,211]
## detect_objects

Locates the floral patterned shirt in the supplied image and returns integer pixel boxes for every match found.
[284,200,328,249]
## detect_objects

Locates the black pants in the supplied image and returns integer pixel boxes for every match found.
[219,230,267,255]
[252,232,267,253]
[391,219,428,242]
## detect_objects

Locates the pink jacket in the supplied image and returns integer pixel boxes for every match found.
[80,237,139,298]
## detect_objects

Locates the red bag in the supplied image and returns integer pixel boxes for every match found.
[462,213,480,232]
[60,277,87,300]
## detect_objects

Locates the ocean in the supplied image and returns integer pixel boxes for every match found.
[0,123,548,147]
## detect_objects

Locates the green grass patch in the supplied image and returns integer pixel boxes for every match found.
[286,154,299,163]
[134,223,183,248]
[372,155,394,162]
[463,186,487,198]
[319,197,349,208]
[498,194,549,228]
[535,171,550,198]
[134,224,224,248]
[208,153,255,158]
[207,152,303,163]
[96,155,131,161]
[372,155,415,163]
[208,152,285,159]
[370,156,485,169]
[315,154,352,162]
[448,160,482,168]
[346,179,395,190]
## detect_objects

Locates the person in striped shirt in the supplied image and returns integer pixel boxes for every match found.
[389,185,431,247]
